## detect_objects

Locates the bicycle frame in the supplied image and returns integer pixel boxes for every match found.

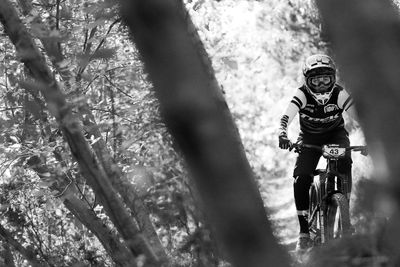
[292,143,367,245]
[309,161,349,244]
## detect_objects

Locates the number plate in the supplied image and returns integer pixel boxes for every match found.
[322,145,346,158]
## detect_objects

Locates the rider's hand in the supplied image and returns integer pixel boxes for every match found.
[279,133,292,150]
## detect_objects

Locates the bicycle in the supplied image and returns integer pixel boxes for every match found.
[291,143,368,247]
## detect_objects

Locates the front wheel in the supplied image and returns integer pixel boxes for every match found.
[309,184,321,245]
[326,193,351,240]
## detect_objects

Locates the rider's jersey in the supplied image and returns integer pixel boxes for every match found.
[285,84,354,135]
[298,85,344,134]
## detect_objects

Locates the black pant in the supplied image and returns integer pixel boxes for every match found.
[293,128,352,233]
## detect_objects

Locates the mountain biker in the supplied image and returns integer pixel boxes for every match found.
[278,54,358,251]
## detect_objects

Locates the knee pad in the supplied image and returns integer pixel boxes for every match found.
[293,175,313,200]
[293,175,313,187]
[293,175,313,211]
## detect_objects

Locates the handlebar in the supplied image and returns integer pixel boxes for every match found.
[290,143,368,157]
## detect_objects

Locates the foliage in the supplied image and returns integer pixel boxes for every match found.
[0,180,109,266]
[0,0,375,266]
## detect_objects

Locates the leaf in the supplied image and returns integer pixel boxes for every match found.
[9,143,21,149]
[86,18,106,30]
[92,48,116,60]
[79,71,94,82]
[5,92,17,105]
[30,22,49,38]
[55,209,63,216]
[19,80,43,93]
[90,137,101,145]
[38,172,52,178]
[25,100,42,120]
[193,0,205,11]
[9,136,19,144]
[222,57,238,70]
[60,6,72,20]
[32,189,47,197]
[38,179,56,188]
[77,54,90,67]
[56,59,71,69]
[49,29,62,38]
[77,48,116,67]
[121,139,135,150]
[0,204,10,212]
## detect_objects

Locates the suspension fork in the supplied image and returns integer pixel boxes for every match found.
[320,162,340,244]
[327,160,350,199]
[318,173,327,244]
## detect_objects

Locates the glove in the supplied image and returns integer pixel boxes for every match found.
[279,133,292,150]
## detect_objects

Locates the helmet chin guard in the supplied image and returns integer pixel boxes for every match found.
[306,86,334,105]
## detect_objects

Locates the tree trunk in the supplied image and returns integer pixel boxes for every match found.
[119,1,290,266]
[316,0,400,265]
[0,1,159,266]
[78,104,168,261]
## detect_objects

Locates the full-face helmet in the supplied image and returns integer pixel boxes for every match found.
[303,54,336,105]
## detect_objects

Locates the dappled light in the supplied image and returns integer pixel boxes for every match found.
[0,0,397,266]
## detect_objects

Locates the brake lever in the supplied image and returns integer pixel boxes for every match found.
[290,144,302,153]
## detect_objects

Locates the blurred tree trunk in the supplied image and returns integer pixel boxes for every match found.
[119,1,290,266]
[0,0,160,266]
[316,0,400,265]
[14,0,167,260]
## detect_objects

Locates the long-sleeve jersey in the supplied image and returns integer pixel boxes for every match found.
[279,84,356,135]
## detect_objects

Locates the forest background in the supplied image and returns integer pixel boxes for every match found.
[0,0,393,266]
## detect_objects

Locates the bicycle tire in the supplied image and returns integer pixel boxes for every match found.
[308,184,321,244]
[326,193,351,240]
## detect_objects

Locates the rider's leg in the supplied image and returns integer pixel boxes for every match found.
[293,174,313,234]
[293,146,321,235]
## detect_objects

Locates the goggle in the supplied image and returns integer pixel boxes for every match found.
[310,75,333,87]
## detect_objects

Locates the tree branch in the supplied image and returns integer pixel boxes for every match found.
[16,0,167,261]
[0,224,47,267]
[0,1,158,265]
